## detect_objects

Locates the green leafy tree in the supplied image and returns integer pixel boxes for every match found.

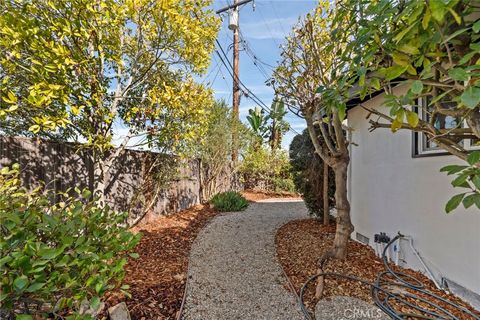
[273,2,354,259]
[197,100,249,200]
[0,0,219,203]
[267,99,290,151]
[323,0,480,211]
[246,106,269,149]
[290,129,335,220]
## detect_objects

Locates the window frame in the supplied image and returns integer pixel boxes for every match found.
[412,98,479,158]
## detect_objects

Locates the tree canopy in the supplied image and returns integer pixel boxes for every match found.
[0,0,219,155]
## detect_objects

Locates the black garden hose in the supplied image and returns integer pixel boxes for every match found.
[299,234,480,320]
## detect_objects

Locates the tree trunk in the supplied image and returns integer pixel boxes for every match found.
[323,162,329,225]
[331,158,353,259]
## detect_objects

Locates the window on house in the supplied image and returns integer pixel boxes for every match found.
[413,97,478,157]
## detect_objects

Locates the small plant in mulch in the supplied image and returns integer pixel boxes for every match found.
[210,191,249,212]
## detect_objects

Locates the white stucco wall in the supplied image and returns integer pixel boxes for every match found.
[347,87,480,296]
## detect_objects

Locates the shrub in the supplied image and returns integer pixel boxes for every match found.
[210,191,249,212]
[272,177,296,193]
[240,147,296,193]
[0,165,141,318]
[289,129,335,217]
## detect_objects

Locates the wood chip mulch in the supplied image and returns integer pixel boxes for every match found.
[276,219,480,319]
[104,204,219,320]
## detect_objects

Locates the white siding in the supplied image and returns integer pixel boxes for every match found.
[347,86,480,296]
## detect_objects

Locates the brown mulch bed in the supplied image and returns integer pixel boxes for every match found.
[104,205,219,320]
[241,189,301,202]
[276,219,480,319]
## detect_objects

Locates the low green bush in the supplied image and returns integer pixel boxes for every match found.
[210,191,249,212]
[0,165,141,319]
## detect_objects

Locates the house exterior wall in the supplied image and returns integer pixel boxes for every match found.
[347,86,480,299]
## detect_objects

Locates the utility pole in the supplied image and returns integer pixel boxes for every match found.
[232,1,240,163]
[216,0,254,163]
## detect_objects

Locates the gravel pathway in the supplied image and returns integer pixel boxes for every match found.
[182,200,307,320]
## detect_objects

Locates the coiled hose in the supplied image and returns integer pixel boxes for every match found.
[299,234,480,320]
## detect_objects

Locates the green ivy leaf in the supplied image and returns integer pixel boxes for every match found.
[385,66,407,81]
[370,78,381,90]
[475,194,480,209]
[445,193,465,213]
[472,176,480,190]
[90,296,101,309]
[410,80,423,94]
[430,0,446,22]
[15,315,33,320]
[13,275,29,291]
[459,52,476,65]
[129,253,139,259]
[448,68,469,81]
[95,282,103,294]
[38,248,60,260]
[462,194,478,209]
[451,173,470,188]
[460,86,480,109]
[440,165,467,175]
[467,151,480,166]
[473,20,480,33]
[26,282,46,292]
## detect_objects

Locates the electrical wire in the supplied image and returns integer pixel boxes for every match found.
[299,234,480,320]
[239,28,271,79]
[215,39,272,113]
[215,37,302,135]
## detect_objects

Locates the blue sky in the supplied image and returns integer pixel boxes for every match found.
[202,0,317,149]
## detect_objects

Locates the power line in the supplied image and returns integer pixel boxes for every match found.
[258,4,281,48]
[215,37,301,136]
[201,58,221,85]
[239,29,271,80]
[269,1,288,35]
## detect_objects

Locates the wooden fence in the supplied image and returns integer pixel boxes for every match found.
[0,136,239,224]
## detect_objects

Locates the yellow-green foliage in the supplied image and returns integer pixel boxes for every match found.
[0,0,219,155]
[0,165,141,318]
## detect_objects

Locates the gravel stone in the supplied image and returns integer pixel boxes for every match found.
[315,296,389,320]
[182,200,306,320]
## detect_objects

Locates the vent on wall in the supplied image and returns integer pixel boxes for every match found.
[356,232,369,245]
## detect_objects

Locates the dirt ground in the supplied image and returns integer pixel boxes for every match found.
[276,219,480,319]
[241,189,301,202]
